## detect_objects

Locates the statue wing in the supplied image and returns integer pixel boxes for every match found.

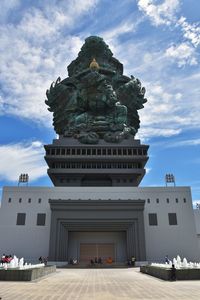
[45,77,78,135]
[116,76,147,132]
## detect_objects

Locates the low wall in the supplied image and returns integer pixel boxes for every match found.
[48,261,67,267]
[140,265,200,280]
[0,265,56,281]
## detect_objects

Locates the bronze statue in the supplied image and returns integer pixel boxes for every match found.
[45,36,147,144]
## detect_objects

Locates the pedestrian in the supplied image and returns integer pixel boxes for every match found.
[171,264,176,281]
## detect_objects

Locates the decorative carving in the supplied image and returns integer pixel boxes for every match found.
[45,36,147,144]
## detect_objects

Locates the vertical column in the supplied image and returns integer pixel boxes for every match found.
[126,224,136,259]
[58,223,68,261]
[133,221,139,259]
[48,212,58,261]
[137,211,146,261]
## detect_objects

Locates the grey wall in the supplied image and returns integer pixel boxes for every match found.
[0,186,199,262]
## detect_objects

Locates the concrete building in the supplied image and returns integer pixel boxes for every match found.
[0,184,199,263]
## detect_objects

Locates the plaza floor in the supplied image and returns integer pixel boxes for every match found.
[0,267,200,300]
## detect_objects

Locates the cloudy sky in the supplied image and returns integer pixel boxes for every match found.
[0,0,199,204]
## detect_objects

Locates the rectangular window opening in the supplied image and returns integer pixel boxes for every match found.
[168,213,177,225]
[16,213,26,225]
[37,213,46,226]
[149,213,158,226]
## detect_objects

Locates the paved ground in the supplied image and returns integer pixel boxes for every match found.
[0,268,200,300]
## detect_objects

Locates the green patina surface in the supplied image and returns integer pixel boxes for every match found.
[45,36,147,144]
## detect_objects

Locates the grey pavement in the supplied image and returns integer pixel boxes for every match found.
[0,268,200,300]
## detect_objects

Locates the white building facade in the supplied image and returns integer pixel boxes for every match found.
[0,186,199,263]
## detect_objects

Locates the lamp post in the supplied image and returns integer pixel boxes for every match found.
[165,173,176,187]
[18,173,29,186]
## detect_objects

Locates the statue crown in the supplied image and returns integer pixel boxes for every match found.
[89,58,99,70]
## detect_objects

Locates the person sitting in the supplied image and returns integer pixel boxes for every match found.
[127,259,131,267]
[106,257,113,264]
[131,256,136,267]
[7,255,13,263]
[98,257,102,264]
[95,257,98,264]
[90,259,94,266]
[1,254,5,264]
[4,255,12,263]
[73,259,77,265]
[43,257,48,266]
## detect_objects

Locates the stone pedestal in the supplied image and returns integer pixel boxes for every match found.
[45,137,149,187]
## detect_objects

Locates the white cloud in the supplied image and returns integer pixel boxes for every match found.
[137,127,181,141]
[102,19,142,41]
[178,17,200,48]
[165,43,198,67]
[0,0,20,21]
[137,1,199,66]
[146,167,152,174]
[68,0,99,15]
[137,0,180,26]
[165,139,200,148]
[18,9,57,40]
[138,82,184,130]
[0,141,47,182]
[0,0,101,124]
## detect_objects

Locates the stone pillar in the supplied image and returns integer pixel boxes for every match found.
[57,222,68,261]
[126,224,136,259]
[137,211,146,261]
[48,215,68,261]
[126,217,146,261]
[48,211,57,261]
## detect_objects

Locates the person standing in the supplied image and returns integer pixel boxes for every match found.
[131,256,136,267]
[171,264,176,281]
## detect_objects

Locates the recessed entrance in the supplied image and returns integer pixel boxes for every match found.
[67,231,127,262]
[80,243,115,262]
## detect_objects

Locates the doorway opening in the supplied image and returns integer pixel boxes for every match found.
[80,243,115,263]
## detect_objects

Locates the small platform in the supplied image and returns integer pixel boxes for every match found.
[0,265,56,281]
[140,265,200,280]
[59,262,128,269]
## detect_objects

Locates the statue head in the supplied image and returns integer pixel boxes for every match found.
[67,35,123,76]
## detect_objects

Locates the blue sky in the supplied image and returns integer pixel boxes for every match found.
[0,0,200,204]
